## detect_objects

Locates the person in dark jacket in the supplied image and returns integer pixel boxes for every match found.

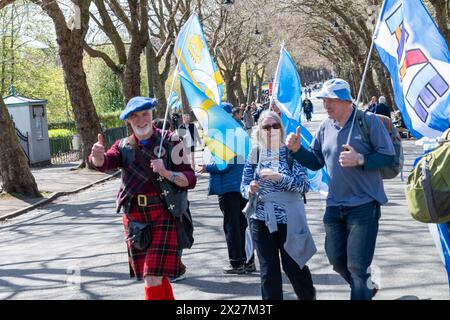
[197,102,255,274]
[371,96,392,118]
[303,98,313,122]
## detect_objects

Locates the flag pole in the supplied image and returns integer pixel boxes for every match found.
[345,1,385,145]
[158,15,194,158]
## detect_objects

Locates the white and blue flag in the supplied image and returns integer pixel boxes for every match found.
[168,91,179,109]
[374,0,450,138]
[272,47,329,194]
[376,0,450,291]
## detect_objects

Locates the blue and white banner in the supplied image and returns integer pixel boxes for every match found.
[428,223,450,286]
[174,14,251,169]
[374,0,450,138]
[273,47,329,194]
[168,91,179,109]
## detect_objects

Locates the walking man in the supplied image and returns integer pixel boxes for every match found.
[90,97,196,300]
[285,79,395,300]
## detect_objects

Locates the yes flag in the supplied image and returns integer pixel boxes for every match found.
[174,14,251,169]
[374,0,450,138]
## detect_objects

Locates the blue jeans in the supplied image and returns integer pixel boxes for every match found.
[323,200,380,300]
[250,219,315,300]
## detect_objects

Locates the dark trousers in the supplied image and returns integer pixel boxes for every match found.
[250,219,315,300]
[218,192,252,267]
[323,200,380,300]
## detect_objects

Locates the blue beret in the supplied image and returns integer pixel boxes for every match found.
[119,97,158,120]
[221,102,233,114]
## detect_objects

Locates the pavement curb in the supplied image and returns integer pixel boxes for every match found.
[0,170,120,222]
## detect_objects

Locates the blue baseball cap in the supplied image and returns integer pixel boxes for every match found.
[317,78,353,101]
[119,97,158,120]
[221,102,233,114]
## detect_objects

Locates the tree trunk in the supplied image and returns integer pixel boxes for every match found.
[223,70,238,106]
[0,97,41,197]
[121,41,143,104]
[59,46,101,168]
[235,69,245,106]
[153,75,168,119]
[364,65,379,102]
[36,0,101,168]
[429,0,450,47]
[180,83,190,116]
[145,42,155,98]
[255,67,265,103]
[373,56,395,108]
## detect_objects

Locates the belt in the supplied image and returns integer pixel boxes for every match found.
[133,194,162,207]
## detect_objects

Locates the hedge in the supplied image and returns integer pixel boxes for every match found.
[48,112,123,130]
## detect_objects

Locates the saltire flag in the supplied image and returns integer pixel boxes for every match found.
[174,14,251,169]
[272,47,329,194]
[374,0,450,139]
[168,91,179,109]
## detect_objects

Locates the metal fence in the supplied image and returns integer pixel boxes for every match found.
[50,137,80,164]
[49,126,128,164]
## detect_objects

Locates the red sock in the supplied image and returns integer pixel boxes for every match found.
[163,276,175,300]
[144,283,166,300]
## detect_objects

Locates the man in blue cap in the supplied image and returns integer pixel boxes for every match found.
[285,79,395,300]
[89,96,196,300]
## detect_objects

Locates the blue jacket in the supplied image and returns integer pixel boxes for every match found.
[206,160,245,196]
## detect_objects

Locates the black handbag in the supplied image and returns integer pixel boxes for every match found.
[132,137,189,219]
[126,220,152,251]
[176,203,194,249]
[158,178,188,218]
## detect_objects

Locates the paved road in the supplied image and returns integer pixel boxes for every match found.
[1,96,448,300]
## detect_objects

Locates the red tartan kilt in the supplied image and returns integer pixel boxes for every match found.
[122,192,184,280]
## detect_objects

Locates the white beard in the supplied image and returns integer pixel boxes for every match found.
[132,124,152,139]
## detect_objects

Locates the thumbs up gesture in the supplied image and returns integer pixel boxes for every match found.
[285,126,301,153]
[91,133,105,167]
[339,144,359,167]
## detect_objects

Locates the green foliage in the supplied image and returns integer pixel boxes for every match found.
[13,49,70,124]
[84,49,124,114]
[48,112,123,130]
[99,111,123,129]
[48,129,74,138]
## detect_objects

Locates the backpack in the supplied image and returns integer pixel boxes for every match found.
[356,109,404,179]
[405,129,450,224]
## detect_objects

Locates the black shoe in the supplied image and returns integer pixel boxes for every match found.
[223,265,245,274]
[244,262,256,273]
[372,282,379,298]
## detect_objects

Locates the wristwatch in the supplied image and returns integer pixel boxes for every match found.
[357,153,365,166]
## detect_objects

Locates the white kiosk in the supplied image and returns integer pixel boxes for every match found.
[5,86,51,166]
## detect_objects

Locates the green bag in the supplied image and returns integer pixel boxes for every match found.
[405,129,450,223]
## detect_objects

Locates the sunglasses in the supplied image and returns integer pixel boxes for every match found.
[262,123,281,131]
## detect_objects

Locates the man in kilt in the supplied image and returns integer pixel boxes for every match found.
[89,97,196,300]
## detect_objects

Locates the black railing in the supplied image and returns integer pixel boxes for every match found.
[49,126,128,164]
[15,127,30,164]
[49,137,80,164]
[104,126,128,148]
